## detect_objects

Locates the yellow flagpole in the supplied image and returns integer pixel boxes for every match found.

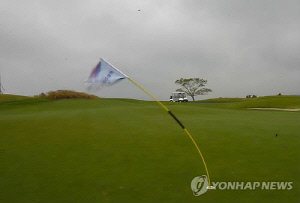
[127,77,211,187]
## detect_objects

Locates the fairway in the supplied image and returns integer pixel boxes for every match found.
[0,96,299,203]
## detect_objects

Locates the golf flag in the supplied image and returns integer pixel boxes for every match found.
[86,58,127,87]
[86,58,211,188]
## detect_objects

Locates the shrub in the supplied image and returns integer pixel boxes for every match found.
[38,90,99,100]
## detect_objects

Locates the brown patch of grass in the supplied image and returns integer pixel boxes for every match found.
[37,90,99,100]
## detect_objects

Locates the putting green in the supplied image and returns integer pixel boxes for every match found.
[0,95,299,203]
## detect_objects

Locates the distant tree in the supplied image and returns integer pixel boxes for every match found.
[278,93,281,96]
[252,95,257,98]
[175,78,212,101]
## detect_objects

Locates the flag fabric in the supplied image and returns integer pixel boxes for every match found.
[86,58,127,87]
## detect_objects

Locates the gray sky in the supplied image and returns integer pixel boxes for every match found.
[1,0,299,100]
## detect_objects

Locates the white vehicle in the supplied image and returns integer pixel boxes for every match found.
[169,92,188,102]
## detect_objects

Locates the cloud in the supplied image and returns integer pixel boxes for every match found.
[0,0,299,99]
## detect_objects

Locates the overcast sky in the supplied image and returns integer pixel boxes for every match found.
[1,0,299,100]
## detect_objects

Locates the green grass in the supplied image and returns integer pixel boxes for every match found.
[0,94,31,102]
[197,97,247,103]
[0,95,299,203]
[198,95,300,109]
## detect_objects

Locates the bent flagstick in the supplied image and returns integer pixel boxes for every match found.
[127,77,211,188]
[87,58,211,188]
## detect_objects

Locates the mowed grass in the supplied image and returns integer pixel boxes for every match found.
[0,95,299,203]
[198,95,300,109]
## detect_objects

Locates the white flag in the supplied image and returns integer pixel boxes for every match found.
[86,58,127,87]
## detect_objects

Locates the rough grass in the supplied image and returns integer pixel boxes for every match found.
[0,96,299,203]
[38,90,99,100]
